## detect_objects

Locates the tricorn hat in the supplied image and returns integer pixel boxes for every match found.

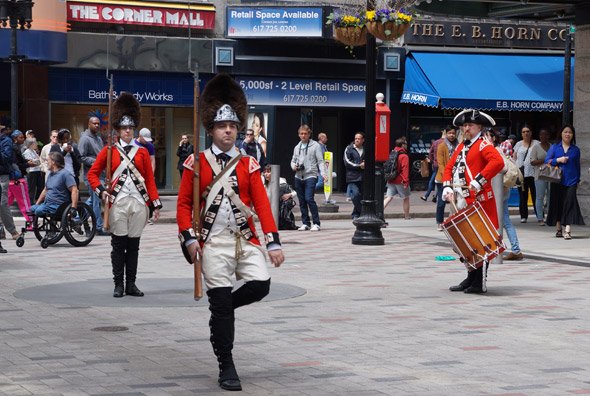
[453,109,495,127]
[200,74,247,131]
[111,92,141,130]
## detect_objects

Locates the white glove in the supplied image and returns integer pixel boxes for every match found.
[442,187,454,202]
[469,179,482,192]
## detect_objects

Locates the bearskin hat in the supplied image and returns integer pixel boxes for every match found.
[111,92,141,130]
[200,74,247,131]
[453,109,495,127]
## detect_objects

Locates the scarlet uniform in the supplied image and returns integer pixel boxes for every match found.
[443,135,504,227]
[88,145,161,210]
[176,150,279,249]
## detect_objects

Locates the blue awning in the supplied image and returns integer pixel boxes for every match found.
[401,52,574,112]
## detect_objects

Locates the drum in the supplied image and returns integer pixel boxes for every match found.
[442,201,505,269]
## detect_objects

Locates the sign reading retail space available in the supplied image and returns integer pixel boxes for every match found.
[227,7,322,37]
[67,0,215,29]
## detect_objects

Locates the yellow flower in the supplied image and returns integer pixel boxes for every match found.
[366,10,376,21]
[397,12,413,23]
[342,15,360,25]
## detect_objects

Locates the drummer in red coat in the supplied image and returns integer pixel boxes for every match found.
[88,92,162,298]
[176,74,284,391]
[442,109,504,294]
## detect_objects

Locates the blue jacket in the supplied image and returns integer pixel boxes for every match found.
[545,142,581,186]
[0,134,14,176]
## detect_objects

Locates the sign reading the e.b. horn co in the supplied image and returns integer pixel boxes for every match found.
[406,19,572,49]
[67,0,215,29]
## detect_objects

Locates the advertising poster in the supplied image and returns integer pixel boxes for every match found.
[323,151,333,202]
[227,7,322,38]
[247,112,269,156]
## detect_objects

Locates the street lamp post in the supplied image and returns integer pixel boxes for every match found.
[351,1,384,245]
[0,0,34,130]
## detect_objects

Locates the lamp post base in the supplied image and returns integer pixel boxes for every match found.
[352,200,384,245]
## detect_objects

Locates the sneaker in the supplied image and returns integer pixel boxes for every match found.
[420,196,427,201]
[564,231,572,240]
[432,196,437,203]
[0,243,6,254]
[147,219,154,225]
[0,226,5,240]
[503,251,524,261]
[96,229,111,236]
[297,225,310,231]
[437,224,444,231]
[520,218,527,223]
[538,220,545,226]
[310,224,321,231]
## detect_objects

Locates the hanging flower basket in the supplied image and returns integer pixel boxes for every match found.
[334,26,367,47]
[366,20,410,41]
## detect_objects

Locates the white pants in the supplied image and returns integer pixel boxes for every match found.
[202,228,270,289]
[109,196,149,237]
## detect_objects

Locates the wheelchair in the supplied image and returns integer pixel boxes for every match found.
[17,202,97,249]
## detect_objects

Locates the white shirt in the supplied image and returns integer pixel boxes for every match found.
[208,144,241,238]
[114,142,145,205]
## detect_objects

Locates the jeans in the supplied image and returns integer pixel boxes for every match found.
[0,174,17,234]
[295,177,320,227]
[435,182,446,224]
[503,191,520,254]
[85,176,103,230]
[534,179,548,221]
[347,181,362,219]
[424,167,438,198]
[30,202,60,216]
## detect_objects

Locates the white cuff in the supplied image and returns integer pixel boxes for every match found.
[469,179,482,192]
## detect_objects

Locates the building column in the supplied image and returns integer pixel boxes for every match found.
[573,9,590,222]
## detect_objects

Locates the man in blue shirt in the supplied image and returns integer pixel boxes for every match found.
[30,152,78,216]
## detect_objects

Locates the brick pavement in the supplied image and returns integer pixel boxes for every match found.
[1,215,589,395]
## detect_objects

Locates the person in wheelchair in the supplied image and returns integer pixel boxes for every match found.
[30,152,78,218]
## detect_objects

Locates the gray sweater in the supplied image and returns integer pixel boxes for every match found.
[290,139,326,180]
[77,129,104,177]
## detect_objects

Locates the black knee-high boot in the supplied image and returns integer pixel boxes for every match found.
[125,237,143,297]
[232,279,270,310]
[464,265,487,294]
[449,270,476,292]
[208,287,242,391]
[111,235,128,297]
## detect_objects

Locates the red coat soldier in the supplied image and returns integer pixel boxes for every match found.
[442,109,504,294]
[88,92,162,298]
[176,74,284,391]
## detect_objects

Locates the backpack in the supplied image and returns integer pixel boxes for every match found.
[383,150,399,182]
[502,155,523,188]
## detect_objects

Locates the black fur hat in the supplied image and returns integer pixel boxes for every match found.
[453,109,495,127]
[111,92,141,130]
[200,74,247,131]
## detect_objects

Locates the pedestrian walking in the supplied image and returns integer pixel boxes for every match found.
[529,128,551,224]
[442,109,504,294]
[383,137,411,219]
[545,125,585,240]
[79,117,109,236]
[176,74,284,391]
[344,132,365,220]
[513,125,539,223]
[88,92,162,298]
[290,124,326,231]
[435,126,458,230]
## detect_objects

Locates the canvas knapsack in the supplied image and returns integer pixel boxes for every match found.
[502,155,523,188]
[383,150,400,182]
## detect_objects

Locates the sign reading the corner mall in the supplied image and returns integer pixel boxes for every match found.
[227,7,322,38]
[406,19,572,49]
[67,1,215,29]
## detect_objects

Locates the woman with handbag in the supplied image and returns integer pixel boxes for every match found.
[512,125,539,223]
[545,125,585,240]
[529,128,552,225]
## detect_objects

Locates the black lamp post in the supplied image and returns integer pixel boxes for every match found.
[351,2,384,245]
[0,0,34,130]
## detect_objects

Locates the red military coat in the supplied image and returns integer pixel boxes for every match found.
[176,151,280,248]
[87,144,161,209]
[443,136,504,227]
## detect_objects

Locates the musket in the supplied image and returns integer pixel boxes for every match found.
[191,65,203,300]
[103,74,114,230]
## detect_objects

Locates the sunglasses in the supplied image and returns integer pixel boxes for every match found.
[246,133,254,136]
